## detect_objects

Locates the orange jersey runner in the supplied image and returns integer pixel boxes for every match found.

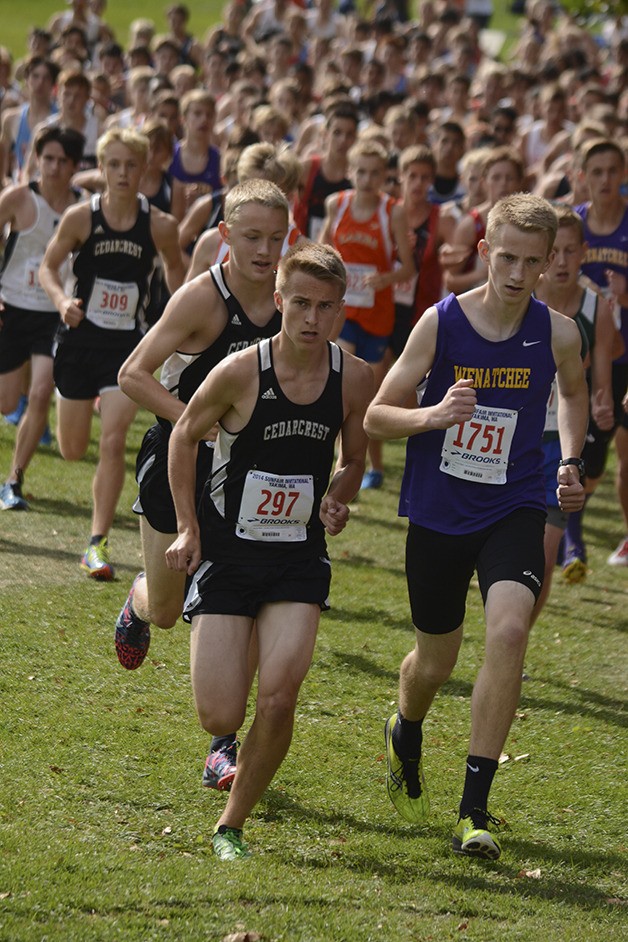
[330,190,396,337]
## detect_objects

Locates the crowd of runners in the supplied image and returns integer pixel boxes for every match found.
[1,0,627,861]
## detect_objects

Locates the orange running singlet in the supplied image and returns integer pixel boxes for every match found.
[331,191,396,337]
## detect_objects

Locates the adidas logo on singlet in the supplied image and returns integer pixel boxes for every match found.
[231,314,242,325]
[94,225,105,234]
[261,388,277,399]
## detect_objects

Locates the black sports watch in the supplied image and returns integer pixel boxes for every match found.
[558,457,585,479]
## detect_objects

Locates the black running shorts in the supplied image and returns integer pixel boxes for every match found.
[133,422,214,534]
[182,554,332,621]
[405,507,546,634]
[54,341,131,400]
[0,304,60,373]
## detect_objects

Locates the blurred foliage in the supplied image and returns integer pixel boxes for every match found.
[560,0,628,19]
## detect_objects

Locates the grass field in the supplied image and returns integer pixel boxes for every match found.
[0,403,626,941]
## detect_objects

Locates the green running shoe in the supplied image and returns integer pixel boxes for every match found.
[81,537,114,581]
[212,825,251,861]
[384,713,429,824]
[452,809,502,860]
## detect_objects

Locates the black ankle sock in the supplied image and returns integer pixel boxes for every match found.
[211,734,237,754]
[392,710,423,760]
[90,534,105,546]
[459,754,498,819]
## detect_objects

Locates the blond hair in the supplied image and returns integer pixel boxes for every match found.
[276,242,346,296]
[181,89,215,118]
[127,65,155,91]
[236,141,301,195]
[486,193,558,253]
[348,138,389,167]
[97,127,149,164]
[223,179,289,226]
[460,146,490,175]
[251,104,289,137]
[141,118,174,156]
[482,145,524,182]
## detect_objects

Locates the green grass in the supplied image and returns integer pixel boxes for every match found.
[0,403,626,941]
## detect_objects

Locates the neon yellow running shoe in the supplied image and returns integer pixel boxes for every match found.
[452,809,502,860]
[384,713,429,824]
[212,825,251,861]
[562,557,587,584]
[81,537,114,581]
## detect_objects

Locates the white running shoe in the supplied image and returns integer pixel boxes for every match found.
[607,537,628,566]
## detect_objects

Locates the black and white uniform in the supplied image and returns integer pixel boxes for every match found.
[54,193,157,399]
[0,182,78,374]
[183,338,345,620]
[134,263,283,534]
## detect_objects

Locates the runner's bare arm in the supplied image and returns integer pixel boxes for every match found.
[552,309,589,510]
[320,355,373,533]
[118,274,224,421]
[441,213,487,293]
[365,203,415,291]
[365,306,477,440]
[179,193,215,252]
[151,209,186,294]
[39,203,91,326]
[166,352,257,573]
[0,108,17,182]
[0,184,23,229]
[590,296,619,431]
[318,193,340,246]
[185,227,222,282]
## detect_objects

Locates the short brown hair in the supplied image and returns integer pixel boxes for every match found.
[580,137,626,170]
[276,242,346,297]
[486,193,558,254]
[399,144,436,175]
[554,204,584,241]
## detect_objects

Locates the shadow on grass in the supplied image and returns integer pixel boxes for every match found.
[351,513,408,537]
[332,553,406,579]
[523,675,628,726]
[30,496,140,534]
[0,535,140,579]
[259,786,421,839]
[0,536,84,563]
[326,606,411,632]
[346,661,627,732]
[259,794,621,912]
[330,650,399,683]
[27,496,93,519]
[437,674,626,729]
